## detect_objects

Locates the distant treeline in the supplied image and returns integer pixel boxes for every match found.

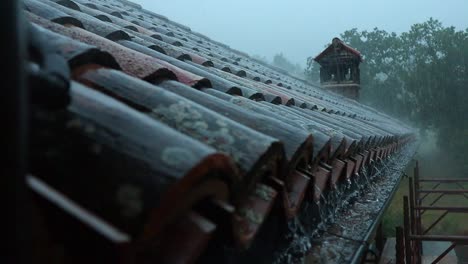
[306,18,468,174]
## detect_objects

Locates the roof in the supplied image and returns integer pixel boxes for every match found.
[314,37,363,63]
[24,0,415,263]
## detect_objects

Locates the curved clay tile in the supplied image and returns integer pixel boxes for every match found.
[180,40,216,57]
[117,40,211,87]
[124,33,190,60]
[161,82,321,221]
[66,77,284,251]
[206,91,315,172]
[203,66,295,105]
[250,105,331,168]
[332,114,392,140]
[81,1,124,17]
[281,109,370,170]
[82,2,99,9]
[262,93,283,105]
[45,0,131,41]
[256,102,343,162]
[293,99,308,109]
[188,53,214,67]
[73,2,153,35]
[31,23,120,71]
[301,108,381,142]
[152,33,184,46]
[75,68,284,198]
[60,0,115,23]
[110,10,124,18]
[235,86,265,101]
[232,183,278,249]
[30,81,238,243]
[107,43,241,94]
[29,18,178,83]
[95,4,128,19]
[52,0,81,11]
[95,14,113,23]
[208,57,248,77]
[24,0,84,28]
[148,25,174,36]
[236,70,247,77]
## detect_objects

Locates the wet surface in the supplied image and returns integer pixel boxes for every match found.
[273,143,418,264]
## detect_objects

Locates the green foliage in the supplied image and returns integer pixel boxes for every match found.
[251,54,269,64]
[306,19,468,173]
[272,53,304,78]
[305,56,320,83]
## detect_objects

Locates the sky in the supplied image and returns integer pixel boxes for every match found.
[133,0,468,67]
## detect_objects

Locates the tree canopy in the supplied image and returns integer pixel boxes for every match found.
[272,53,304,78]
[306,19,468,173]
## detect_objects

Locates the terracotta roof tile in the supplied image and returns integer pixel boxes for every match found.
[75,67,285,196]
[24,0,416,261]
[43,0,132,41]
[31,81,238,240]
[29,21,119,71]
[24,0,84,28]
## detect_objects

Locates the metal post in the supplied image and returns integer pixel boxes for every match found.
[408,177,415,235]
[2,1,30,264]
[414,161,420,205]
[414,161,423,257]
[408,177,422,264]
[396,226,405,264]
[403,196,412,264]
[376,223,384,255]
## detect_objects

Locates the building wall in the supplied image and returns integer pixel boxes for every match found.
[326,85,360,101]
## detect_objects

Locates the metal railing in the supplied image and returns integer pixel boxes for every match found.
[396,161,468,264]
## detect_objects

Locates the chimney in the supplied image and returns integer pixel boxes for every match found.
[314,38,362,100]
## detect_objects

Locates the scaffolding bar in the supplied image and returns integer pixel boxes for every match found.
[410,235,468,243]
[414,206,468,212]
[418,189,468,194]
[420,178,468,182]
[430,243,456,264]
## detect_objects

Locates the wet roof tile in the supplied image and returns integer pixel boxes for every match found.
[24,0,84,27]
[75,67,285,195]
[32,81,238,239]
[25,0,415,260]
[41,0,132,41]
[30,21,120,70]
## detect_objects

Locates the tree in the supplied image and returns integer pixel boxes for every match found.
[272,53,304,78]
[251,54,269,64]
[306,19,468,173]
[304,56,320,83]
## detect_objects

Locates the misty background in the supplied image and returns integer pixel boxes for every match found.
[134,0,468,178]
[133,0,468,67]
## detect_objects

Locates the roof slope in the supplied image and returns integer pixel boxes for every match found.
[24,0,415,263]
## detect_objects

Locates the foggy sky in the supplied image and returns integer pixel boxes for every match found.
[134,0,468,67]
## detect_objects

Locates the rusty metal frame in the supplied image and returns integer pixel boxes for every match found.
[396,161,468,264]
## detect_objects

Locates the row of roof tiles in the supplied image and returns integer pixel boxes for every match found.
[25,0,414,263]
